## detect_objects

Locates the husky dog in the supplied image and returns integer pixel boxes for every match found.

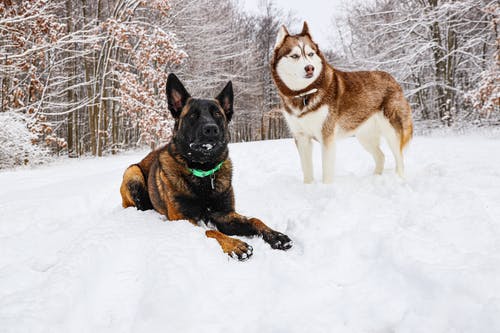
[271,22,413,183]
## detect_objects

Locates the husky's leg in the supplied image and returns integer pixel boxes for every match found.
[380,120,404,177]
[295,135,314,183]
[321,137,336,184]
[356,118,385,174]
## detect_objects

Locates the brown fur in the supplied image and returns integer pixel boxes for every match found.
[205,230,251,258]
[121,144,231,220]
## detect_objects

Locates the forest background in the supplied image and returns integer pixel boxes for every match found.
[0,0,498,168]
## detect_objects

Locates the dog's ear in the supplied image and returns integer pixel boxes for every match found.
[215,81,233,122]
[301,21,310,36]
[274,25,289,49]
[166,73,190,119]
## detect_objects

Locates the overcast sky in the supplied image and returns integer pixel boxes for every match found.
[240,0,352,48]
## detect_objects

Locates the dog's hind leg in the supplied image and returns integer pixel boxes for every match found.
[295,135,314,183]
[128,181,154,211]
[120,164,153,210]
[356,116,385,175]
[379,117,405,178]
[357,133,385,175]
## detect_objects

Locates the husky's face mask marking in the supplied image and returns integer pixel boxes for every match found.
[274,26,323,91]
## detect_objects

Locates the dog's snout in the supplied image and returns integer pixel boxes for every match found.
[202,123,219,138]
[305,65,315,74]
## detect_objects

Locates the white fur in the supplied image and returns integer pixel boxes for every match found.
[283,106,328,183]
[283,105,328,140]
[321,138,335,184]
[356,113,404,177]
[354,116,384,175]
[374,114,404,177]
[295,135,314,183]
[276,42,323,91]
[275,26,288,48]
[285,110,404,183]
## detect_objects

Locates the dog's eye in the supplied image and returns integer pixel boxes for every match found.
[290,54,300,59]
[308,52,314,57]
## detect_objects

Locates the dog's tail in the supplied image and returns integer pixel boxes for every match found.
[399,99,413,152]
[384,91,413,152]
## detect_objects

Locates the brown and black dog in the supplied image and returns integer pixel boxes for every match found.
[120,73,292,260]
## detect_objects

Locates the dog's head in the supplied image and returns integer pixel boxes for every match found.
[271,22,324,93]
[166,73,233,164]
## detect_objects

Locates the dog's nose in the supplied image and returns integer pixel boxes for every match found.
[202,124,220,138]
[305,65,314,75]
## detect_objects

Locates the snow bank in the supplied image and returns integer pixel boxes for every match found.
[1,136,500,332]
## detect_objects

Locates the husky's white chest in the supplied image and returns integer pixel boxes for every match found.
[283,105,328,142]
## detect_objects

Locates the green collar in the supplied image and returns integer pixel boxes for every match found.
[188,161,224,178]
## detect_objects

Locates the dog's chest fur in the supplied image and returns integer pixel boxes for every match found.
[283,105,329,142]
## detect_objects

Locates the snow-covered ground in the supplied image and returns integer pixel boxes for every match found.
[1,135,500,332]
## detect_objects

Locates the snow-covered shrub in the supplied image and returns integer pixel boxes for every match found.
[0,111,51,169]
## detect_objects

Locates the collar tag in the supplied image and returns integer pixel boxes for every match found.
[293,88,318,107]
[210,174,215,190]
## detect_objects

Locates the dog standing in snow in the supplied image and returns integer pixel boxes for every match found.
[271,22,413,183]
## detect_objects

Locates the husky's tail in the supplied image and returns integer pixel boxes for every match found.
[383,91,413,152]
[399,102,413,151]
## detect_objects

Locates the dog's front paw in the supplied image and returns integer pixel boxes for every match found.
[262,231,293,250]
[226,238,253,261]
[206,230,253,261]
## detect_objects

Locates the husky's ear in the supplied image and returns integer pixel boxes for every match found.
[166,73,190,119]
[301,21,310,36]
[275,25,289,49]
[215,81,233,122]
